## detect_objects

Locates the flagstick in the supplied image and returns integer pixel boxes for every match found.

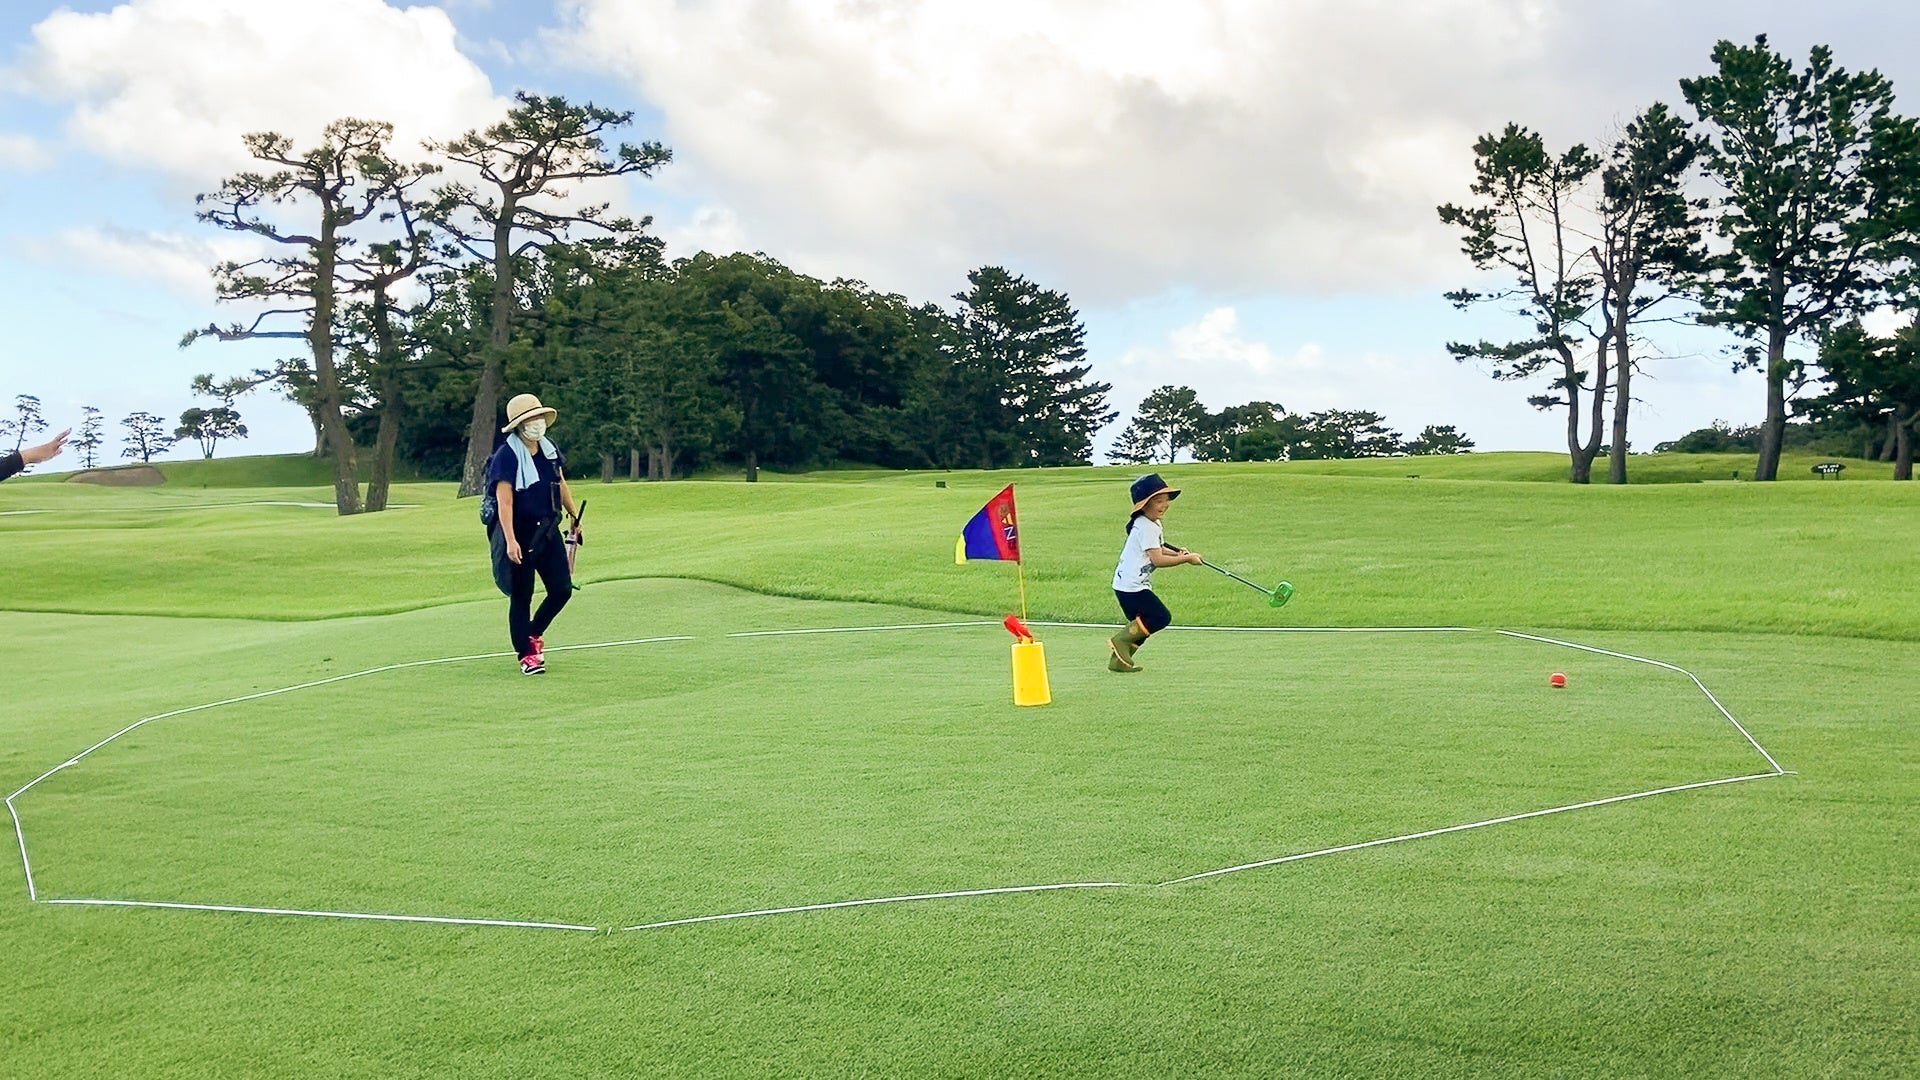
[1016,559,1029,623]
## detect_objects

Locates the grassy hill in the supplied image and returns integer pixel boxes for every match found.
[21,452,428,488]
[17,447,1898,489]
[4,460,1914,638]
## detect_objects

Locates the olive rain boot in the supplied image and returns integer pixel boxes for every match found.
[1107,620,1149,673]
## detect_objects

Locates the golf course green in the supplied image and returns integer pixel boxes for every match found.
[2,455,1913,1077]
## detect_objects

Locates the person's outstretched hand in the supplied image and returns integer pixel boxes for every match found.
[22,429,70,465]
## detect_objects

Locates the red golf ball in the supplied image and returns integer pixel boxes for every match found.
[1549,672,1567,688]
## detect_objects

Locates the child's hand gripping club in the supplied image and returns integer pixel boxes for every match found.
[1160,543,1204,565]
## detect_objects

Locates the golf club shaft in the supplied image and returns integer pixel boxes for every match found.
[1171,544,1279,597]
[1201,559,1273,596]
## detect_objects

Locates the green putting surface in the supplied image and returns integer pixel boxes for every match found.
[2,467,1914,1077]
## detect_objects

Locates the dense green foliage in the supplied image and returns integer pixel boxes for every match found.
[1681,36,1916,480]
[137,41,1918,495]
[1812,321,1920,476]
[1658,414,1900,459]
[392,253,1116,481]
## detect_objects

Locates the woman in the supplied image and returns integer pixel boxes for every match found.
[485,394,581,675]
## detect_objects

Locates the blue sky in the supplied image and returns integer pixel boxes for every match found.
[4,1,1917,464]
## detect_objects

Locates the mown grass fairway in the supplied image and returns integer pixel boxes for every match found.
[2,458,1915,1077]
[15,582,1771,927]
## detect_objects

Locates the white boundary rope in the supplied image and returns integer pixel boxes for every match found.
[6,637,694,804]
[0,501,419,516]
[40,897,598,932]
[5,798,34,902]
[1157,772,1782,885]
[4,635,691,921]
[728,620,994,638]
[7,622,1789,934]
[1038,621,1478,633]
[1496,630,1789,774]
[620,881,1137,932]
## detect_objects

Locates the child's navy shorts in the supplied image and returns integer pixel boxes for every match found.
[1115,588,1171,634]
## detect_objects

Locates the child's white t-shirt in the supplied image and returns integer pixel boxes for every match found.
[1112,517,1162,592]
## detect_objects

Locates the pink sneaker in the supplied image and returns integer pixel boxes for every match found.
[520,654,545,676]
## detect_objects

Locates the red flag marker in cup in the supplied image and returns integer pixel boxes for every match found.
[1003,613,1050,705]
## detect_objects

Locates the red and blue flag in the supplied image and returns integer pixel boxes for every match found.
[955,484,1020,564]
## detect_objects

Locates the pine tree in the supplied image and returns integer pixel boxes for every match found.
[73,406,105,468]
[950,267,1115,466]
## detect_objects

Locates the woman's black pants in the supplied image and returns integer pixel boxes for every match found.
[508,520,572,656]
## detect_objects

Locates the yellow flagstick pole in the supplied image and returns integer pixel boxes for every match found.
[1016,559,1029,623]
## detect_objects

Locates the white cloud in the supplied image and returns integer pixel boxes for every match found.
[17,0,508,183]
[1161,307,1285,375]
[547,0,1569,302]
[1860,306,1913,338]
[1113,305,1497,434]
[24,226,261,304]
[28,224,449,322]
[549,0,1920,308]
[661,204,750,262]
[0,132,53,170]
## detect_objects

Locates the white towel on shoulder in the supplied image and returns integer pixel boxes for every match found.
[508,436,559,492]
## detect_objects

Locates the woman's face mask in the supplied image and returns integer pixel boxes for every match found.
[520,418,548,441]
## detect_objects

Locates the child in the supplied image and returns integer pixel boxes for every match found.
[1109,473,1201,672]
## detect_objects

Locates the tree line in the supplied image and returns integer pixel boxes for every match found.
[401,253,1118,485]
[1441,34,1920,483]
[183,96,1113,514]
[0,394,248,472]
[1105,386,1472,463]
[1657,414,1903,461]
[174,34,1920,509]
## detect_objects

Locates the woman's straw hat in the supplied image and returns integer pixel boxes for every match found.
[501,393,558,433]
